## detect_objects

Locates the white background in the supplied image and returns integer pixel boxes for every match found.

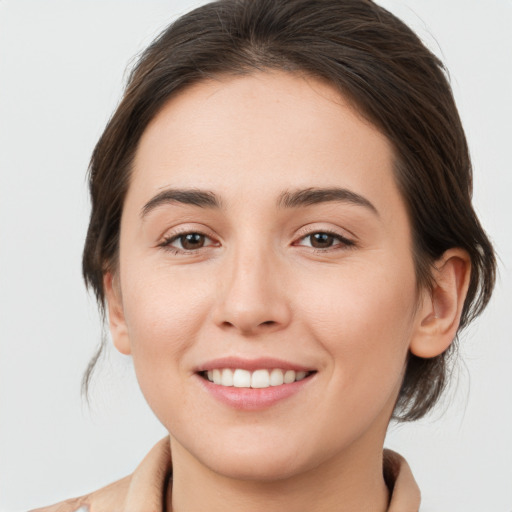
[0,1,511,511]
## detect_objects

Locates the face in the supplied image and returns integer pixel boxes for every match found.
[109,71,424,480]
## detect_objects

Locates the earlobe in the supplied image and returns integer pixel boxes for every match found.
[410,249,471,359]
[104,272,131,355]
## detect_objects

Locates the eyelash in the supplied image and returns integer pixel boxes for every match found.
[158,229,355,255]
[159,231,218,255]
[295,230,355,252]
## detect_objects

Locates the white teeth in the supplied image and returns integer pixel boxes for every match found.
[205,368,310,388]
[233,369,251,387]
[221,368,234,386]
[251,369,270,388]
[283,370,296,384]
[269,368,284,386]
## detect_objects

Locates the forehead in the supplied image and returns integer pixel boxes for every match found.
[129,71,402,217]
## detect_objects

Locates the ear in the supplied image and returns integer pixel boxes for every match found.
[410,248,471,358]
[104,272,131,355]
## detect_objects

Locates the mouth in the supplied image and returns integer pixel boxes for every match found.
[199,368,314,389]
[195,357,317,409]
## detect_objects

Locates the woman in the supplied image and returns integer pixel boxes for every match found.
[29,0,496,510]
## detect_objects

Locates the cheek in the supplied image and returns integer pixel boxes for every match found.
[120,265,219,429]
[300,256,417,402]
[302,252,416,333]
[120,263,215,382]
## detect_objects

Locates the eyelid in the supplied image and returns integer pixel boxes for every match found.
[157,224,220,253]
[158,223,217,241]
[292,225,356,250]
[295,220,356,237]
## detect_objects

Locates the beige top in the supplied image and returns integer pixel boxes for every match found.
[30,437,421,512]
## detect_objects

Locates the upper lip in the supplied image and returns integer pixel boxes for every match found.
[196,356,315,373]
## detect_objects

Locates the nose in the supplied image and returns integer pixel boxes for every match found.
[211,246,292,336]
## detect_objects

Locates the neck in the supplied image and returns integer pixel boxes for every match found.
[168,436,390,512]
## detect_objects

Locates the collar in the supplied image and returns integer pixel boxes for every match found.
[34,436,420,512]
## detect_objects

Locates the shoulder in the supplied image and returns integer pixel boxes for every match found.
[384,449,421,512]
[28,475,132,512]
[28,437,172,512]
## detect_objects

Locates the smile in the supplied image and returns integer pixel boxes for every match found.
[196,358,316,409]
[203,368,311,388]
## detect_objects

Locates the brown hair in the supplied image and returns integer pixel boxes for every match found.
[82,0,496,421]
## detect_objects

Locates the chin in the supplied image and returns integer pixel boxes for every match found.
[180,427,332,483]
[206,449,310,482]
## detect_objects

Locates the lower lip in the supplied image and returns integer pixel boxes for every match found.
[197,374,314,411]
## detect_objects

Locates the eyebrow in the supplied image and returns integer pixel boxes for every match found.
[277,187,379,215]
[141,188,222,218]
[140,186,378,218]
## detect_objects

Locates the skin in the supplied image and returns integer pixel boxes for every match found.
[105,71,470,512]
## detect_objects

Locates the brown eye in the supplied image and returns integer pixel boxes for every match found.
[309,232,335,249]
[179,233,206,250]
[162,232,216,252]
[295,231,354,251]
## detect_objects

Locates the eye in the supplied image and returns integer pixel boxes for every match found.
[296,231,353,250]
[160,232,217,252]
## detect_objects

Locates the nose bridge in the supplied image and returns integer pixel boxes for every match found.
[213,234,291,334]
